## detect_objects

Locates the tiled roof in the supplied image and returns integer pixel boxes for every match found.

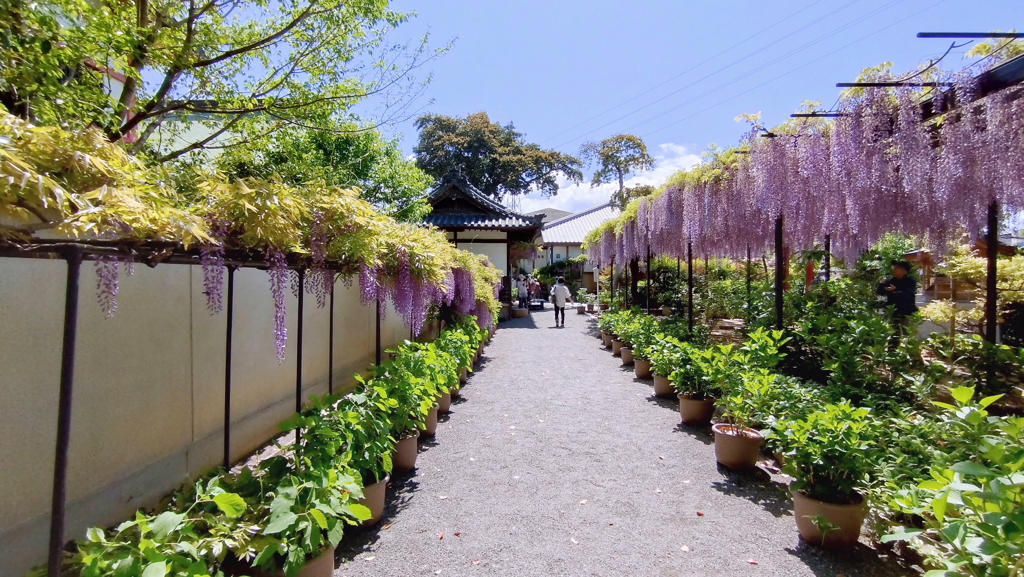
[425,172,543,230]
[424,213,539,229]
[527,207,573,223]
[541,202,620,245]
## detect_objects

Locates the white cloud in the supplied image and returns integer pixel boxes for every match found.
[518,142,701,214]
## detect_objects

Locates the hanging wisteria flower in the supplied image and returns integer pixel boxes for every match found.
[267,247,289,363]
[95,257,119,318]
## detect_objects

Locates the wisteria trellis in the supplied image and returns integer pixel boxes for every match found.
[586,66,1024,273]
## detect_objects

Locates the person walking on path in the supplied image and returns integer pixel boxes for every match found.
[516,275,529,309]
[550,276,573,327]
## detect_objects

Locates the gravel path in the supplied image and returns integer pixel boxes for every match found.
[335,308,911,577]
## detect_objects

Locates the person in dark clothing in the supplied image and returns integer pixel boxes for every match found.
[878,260,918,341]
[877,260,919,316]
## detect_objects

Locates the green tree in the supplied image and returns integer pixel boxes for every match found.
[214,116,432,222]
[413,111,582,201]
[0,0,439,159]
[580,134,655,209]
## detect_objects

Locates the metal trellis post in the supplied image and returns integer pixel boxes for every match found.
[48,245,83,577]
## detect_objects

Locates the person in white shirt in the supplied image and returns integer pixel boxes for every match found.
[550,276,573,327]
[516,276,529,308]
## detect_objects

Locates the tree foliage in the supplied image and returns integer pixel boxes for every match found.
[0,0,439,159]
[215,115,432,222]
[413,111,582,200]
[579,134,654,208]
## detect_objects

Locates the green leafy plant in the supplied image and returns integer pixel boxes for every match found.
[883,387,1023,577]
[775,402,877,504]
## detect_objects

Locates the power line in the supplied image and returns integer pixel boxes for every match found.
[549,0,894,150]
[537,0,832,145]
[615,0,906,136]
[640,0,949,140]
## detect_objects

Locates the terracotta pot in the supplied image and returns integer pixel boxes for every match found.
[459,366,468,384]
[620,346,634,365]
[355,474,389,526]
[653,374,674,397]
[438,392,452,414]
[792,489,867,549]
[678,394,716,424]
[450,385,461,399]
[576,305,586,314]
[421,404,440,436]
[600,303,609,310]
[513,307,529,318]
[711,423,764,470]
[662,306,672,316]
[255,545,337,577]
[393,429,420,473]
[634,358,652,379]
[587,303,596,312]
[612,339,624,356]
[601,333,613,348]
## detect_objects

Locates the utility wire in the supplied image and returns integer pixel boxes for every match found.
[640,0,948,140]
[616,0,906,135]
[537,0,832,145]
[550,0,895,150]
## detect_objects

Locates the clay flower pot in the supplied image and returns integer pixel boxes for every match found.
[257,544,337,577]
[393,429,420,473]
[653,374,674,397]
[600,303,609,310]
[634,358,652,379]
[620,346,634,365]
[678,394,716,424]
[711,423,764,470]
[601,333,613,348]
[576,304,586,314]
[459,366,468,384]
[421,404,440,436]
[611,339,624,356]
[355,474,390,526]
[513,307,529,318]
[792,489,867,549]
[451,385,461,399]
[587,303,596,312]
[438,392,452,414]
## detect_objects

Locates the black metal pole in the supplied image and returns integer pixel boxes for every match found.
[775,215,785,331]
[746,245,752,321]
[610,258,615,307]
[48,245,82,577]
[375,298,382,365]
[328,274,334,395]
[223,266,235,469]
[823,235,832,282]
[986,201,999,343]
[295,270,304,450]
[687,241,694,333]
[645,247,651,313]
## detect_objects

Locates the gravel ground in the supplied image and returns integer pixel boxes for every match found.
[335,308,912,577]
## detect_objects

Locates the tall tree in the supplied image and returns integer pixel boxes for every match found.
[414,112,582,201]
[214,115,433,222]
[580,134,655,208]
[0,0,440,159]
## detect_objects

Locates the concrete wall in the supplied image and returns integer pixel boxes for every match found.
[0,259,410,577]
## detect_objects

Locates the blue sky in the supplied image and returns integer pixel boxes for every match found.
[377,0,1024,213]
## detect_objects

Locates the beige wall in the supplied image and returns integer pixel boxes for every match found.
[0,259,409,577]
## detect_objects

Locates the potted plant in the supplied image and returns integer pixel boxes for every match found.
[649,336,686,397]
[334,395,394,526]
[705,345,765,470]
[670,342,717,424]
[774,402,875,549]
